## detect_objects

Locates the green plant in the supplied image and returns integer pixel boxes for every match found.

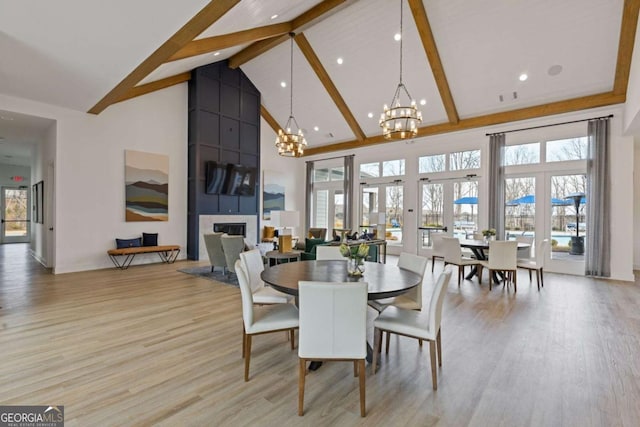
[481,228,496,237]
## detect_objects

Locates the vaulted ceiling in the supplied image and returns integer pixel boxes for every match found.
[0,0,637,160]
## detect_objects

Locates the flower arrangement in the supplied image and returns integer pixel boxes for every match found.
[482,228,496,237]
[339,243,370,276]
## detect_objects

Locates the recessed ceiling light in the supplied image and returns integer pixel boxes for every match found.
[213,51,221,56]
[367,112,374,118]
[519,73,528,81]
[394,33,401,41]
[280,81,287,88]
[548,64,563,76]
[313,126,319,131]
[270,14,278,20]
[336,57,343,65]
[420,99,426,106]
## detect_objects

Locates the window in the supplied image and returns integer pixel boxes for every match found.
[418,154,446,173]
[359,162,380,179]
[330,167,344,181]
[382,159,405,177]
[504,143,540,166]
[450,150,480,170]
[546,137,588,162]
[314,168,329,182]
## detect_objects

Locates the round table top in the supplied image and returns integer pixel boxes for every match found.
[459,239,531,249]
[261,260,422,300]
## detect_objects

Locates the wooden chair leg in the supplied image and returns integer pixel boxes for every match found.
[290,329,295,350]
[353,360,358,377]
[298,358,306,416]
[513,270,517,292]
[429,340,438,390]
[372,328,382,374]
[242,325,246,358]
[436,329,442,367]
[244,335,252,382]
[419,339,423,347]
[489,269,493,291]
[540,268,544,288]
[358,359,366,417]
[385,331,390,354]
[536,269,541,291]
[432,257,435,272]
[529,269,532,281]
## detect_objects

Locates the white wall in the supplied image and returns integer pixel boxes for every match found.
[0,164,30,187]
[0,84,189,273]
[302,105,634,281]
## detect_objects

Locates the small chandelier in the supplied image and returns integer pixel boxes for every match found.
[380,0,422,140]
[275,33,307,157]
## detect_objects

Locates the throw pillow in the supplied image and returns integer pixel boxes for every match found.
[116,237,142,249]
[142,232,158,246]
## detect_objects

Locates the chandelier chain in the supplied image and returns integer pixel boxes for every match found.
[399,0,403,85]
[289,34,294,118]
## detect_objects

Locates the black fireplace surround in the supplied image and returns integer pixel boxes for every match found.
[214,222,246,237]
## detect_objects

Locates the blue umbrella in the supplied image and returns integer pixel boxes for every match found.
[454,196,478,204]
[506,194,574,206]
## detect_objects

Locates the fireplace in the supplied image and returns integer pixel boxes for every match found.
[214,222,246,237]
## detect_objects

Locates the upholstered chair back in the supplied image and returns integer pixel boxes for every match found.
[397,252,428,309]
[239,249,265,293]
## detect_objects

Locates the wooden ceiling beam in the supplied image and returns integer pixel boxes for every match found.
[295,33,366,142]
[303,91,625,156]
[167,22,293,62]
[260,105,281,135]
[88,0,240,114]
[613,0,640,95]
[228,0,350,69]
[114,72,191,104]
[408,0,459,124]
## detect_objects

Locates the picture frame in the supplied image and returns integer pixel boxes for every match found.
[32,180,44,224]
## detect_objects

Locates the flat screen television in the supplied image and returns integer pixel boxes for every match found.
[205,161,228,195]
[224,163,257,196]
[205,161,257,196]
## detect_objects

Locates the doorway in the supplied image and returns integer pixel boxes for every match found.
[1,186,30,244]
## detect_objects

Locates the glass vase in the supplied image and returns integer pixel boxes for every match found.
[347,257,365,277]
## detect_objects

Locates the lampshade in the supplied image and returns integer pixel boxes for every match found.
[271,210,299,230]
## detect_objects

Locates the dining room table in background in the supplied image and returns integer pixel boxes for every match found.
[458,239,531,281]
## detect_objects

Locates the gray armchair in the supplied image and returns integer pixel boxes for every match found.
[204,232,226,273]
[221,235,245,275]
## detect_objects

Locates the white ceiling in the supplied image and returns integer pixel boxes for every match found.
[0,110,54,167]
[0,0,628,153]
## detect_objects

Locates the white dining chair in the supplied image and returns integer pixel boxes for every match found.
[515,235,535,260]
[441,237,482,286]
[517,239,549,291]
[221,234,245,276]
[239,249,294,357]
[236,260,298,382]
[315,245,344,261]
[431,233,445,272]
[479,240,518,291]
[297,281,368,417]
[372,267,453,390]
[239,249,293,304]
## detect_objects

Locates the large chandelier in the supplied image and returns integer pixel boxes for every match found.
[275,33,307,157]
[380,0,422,140]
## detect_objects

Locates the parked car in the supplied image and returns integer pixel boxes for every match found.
[566,222,586,232]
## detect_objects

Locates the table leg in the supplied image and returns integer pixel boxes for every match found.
[465,247,486,280]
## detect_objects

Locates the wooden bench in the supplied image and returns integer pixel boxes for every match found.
[107,245,180,270]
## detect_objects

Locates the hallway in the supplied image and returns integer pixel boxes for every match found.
[0,242,50,310]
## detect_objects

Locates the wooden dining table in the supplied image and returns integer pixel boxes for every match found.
[261,260,422,364]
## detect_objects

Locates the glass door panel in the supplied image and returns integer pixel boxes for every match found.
[420,182,444,249]
[2,187,29,243]
[504,177,536,240]
[453,180,478,239]
[333,191,344,229]
[386,185,403,246]
[550,174,586,261]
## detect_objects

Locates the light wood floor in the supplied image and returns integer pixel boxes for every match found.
[1,243,639,426]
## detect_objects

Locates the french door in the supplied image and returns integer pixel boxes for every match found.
[360,182,404,250]
[418,178,478,257]
[312,187,344,237]
[504,172,586,274]
[1,187,30,244]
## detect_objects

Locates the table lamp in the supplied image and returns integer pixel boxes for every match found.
[271,210,299,253]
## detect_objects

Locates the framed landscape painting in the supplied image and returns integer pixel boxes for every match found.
[125,150,169,222]
[263,170,285,220]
